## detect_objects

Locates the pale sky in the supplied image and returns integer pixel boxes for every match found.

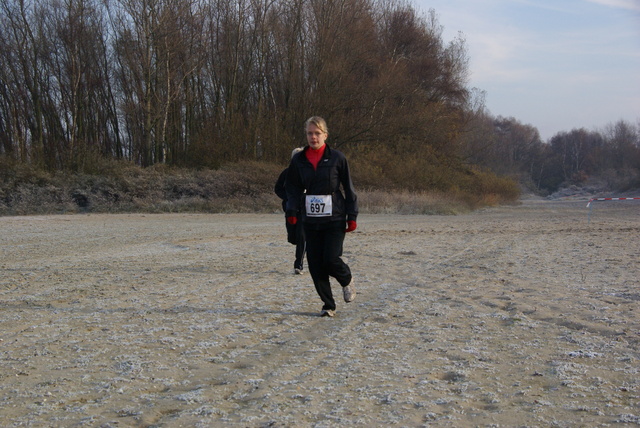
[413,0,640,140]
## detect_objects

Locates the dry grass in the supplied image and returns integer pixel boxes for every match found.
[357,190,470,215]
[0,161,284,215]
[0,158,518,216]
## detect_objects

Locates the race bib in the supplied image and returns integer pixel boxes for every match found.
[306,194,332,217]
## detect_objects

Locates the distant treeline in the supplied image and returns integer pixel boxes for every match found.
[462,116,640,194]
[0,0,637,199]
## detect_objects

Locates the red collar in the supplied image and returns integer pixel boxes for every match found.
[305,144,326,170]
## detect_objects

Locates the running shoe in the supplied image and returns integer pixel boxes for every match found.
[320,309,335,317]
[343,279,356,303]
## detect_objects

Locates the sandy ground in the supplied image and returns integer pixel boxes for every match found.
[1,200,639,427]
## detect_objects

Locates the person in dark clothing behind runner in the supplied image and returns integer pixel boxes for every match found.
[285,116,358,317]
[275,147,306,274]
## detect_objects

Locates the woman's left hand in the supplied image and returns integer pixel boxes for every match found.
[345,220,357,232]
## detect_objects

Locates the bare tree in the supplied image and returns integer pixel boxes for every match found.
[0,0,50,166]
[603,120,639,169]
[1,0,476,174]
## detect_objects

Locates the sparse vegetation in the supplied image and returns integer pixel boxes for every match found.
[0,157,518,216]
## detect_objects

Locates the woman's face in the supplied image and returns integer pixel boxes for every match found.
[306,123,327,150]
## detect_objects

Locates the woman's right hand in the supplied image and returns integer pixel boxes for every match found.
[287,216,297,225]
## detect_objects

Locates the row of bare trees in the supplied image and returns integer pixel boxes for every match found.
[463,110,640,193]
[0,0,469,171]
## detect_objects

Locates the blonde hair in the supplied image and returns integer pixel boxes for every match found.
[304,116,328,135]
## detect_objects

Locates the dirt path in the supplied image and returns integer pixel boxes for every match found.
[1,200,639,427]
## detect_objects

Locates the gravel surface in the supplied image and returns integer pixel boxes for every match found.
[1,200,639,427]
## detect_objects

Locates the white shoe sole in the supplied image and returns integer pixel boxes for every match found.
[343,280,356,303]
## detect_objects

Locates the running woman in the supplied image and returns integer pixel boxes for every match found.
[285,116,358,317]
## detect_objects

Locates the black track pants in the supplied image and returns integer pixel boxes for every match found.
[294,222,306,271]
[304,222,352,311]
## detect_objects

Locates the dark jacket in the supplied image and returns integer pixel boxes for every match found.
[285,145,358,224]
[275,167,304,244]
[274,168,289,212]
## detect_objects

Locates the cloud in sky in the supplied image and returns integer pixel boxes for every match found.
[413,0,640,139]
[584,0,640,11]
